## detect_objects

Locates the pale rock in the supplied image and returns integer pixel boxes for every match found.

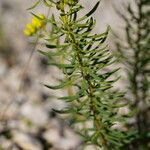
[55,129,80,150]
[21,103,49,127]
[0,60,7,77]
[43,127,60,144]
[0,137,12,149]
[84,145,103,150]
[13,131,42,150]
[56,138,77,150]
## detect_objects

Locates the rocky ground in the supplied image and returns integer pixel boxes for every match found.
[0,0,130,149]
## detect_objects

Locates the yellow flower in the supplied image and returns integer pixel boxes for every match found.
[32,14,45,28]
[23,23,35,36]
[24,14,45,37]
[32,18,42,28]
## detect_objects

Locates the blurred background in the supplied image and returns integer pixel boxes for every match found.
[0,0,134,150]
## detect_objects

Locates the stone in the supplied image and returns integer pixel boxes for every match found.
[20,103,49,128]
[43,127,60,145]
[13,131,42,150]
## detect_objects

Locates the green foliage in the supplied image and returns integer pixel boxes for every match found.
[27,0,137,149]
[115,0,150,149]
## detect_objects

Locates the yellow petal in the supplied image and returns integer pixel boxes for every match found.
[23,29,32,36]
[32,14,45,23]
[26,23,36,33]
[31,18,42,28]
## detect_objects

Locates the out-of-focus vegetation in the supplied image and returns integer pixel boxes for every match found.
[115,0,150,149]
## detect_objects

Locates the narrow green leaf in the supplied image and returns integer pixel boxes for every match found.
[46,44,57,49]
[44,80,72,90]
[52,108,77,114]
[27,0,41,10]
[48,62,74,69]
[46,43,69,49]
[58,92,84,102]
[85,1,100,18]
[77,1,100,22]
[43,0,53,7]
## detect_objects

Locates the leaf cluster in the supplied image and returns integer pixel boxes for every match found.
[30,0,137,149]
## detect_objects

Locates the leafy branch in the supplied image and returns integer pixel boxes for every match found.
[25,0,136,149]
